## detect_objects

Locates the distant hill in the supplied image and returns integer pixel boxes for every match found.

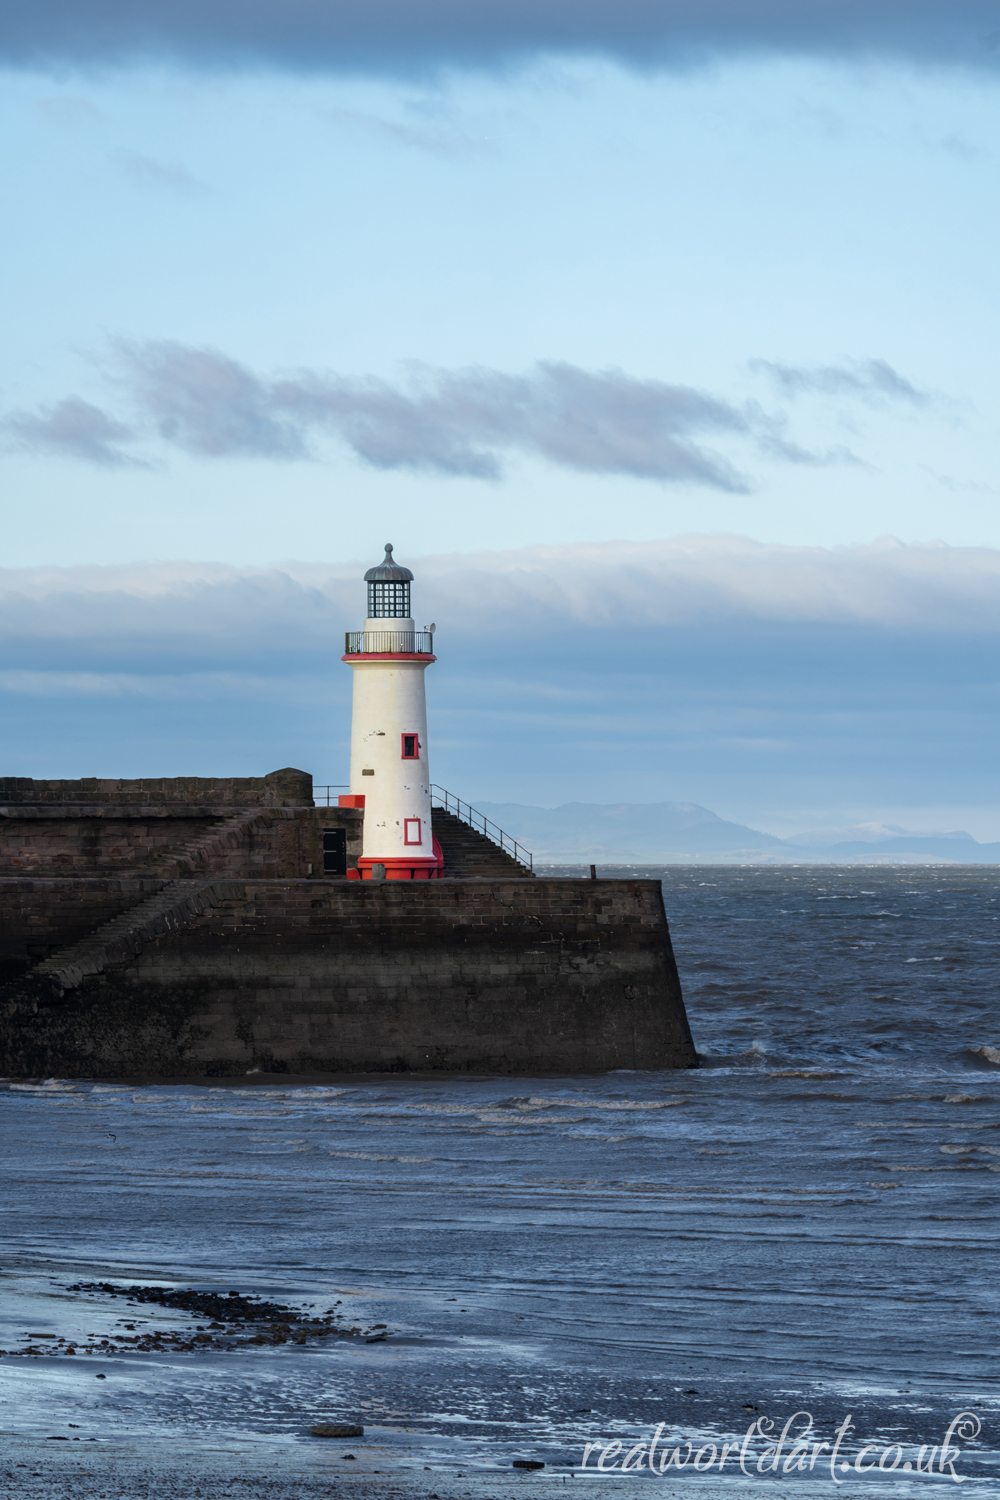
[474,801,792,863]
[472,801,1000,864]
[819,834,1000,860]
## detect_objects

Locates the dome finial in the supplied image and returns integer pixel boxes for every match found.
[364,544,413,584]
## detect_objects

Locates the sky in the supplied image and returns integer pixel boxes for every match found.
[3,3,1000,839]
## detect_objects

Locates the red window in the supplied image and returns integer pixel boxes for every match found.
[404,818,423,845]
[401,733,419,759]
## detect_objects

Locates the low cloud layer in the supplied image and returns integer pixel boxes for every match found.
[3,538,998,823]
[3,537,1000,670]
[2,0,1000,75]
[404,535,1000,635]
[4,342,778,488]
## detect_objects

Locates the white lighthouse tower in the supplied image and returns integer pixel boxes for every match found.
[339,545,443,880]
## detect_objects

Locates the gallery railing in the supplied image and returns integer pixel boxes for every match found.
[344,631,435,654]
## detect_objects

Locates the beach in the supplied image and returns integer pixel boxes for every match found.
[3,867,998,1495]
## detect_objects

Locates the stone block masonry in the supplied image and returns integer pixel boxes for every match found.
[0,806,364,898]
[0,879,697,1078]
[0,810,222,874]
[0,878,165,983]
[0,768,697,1077]
[0,803,365,984]
[0,768,312,807]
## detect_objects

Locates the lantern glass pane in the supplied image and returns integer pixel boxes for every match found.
[367,580,411,618]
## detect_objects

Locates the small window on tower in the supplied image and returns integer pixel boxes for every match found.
[401,733,419,759]
[404,819,423,845]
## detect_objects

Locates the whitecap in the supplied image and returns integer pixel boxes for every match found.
[9,1080,79,1092]
[328,1150,432,1163]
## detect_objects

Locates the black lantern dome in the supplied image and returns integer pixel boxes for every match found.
[364,543,413,618]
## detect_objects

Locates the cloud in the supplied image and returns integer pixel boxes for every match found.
[327,108,483,158]
[275,358,753,484]
[111,149,206,192]
[3,537,1000,669]
[397,535,1000,635]
[1,346,935,485]
[114,341,307,458]
[752,427,865,467]
[2,538,1000,825]
[9,341,766,488]
[751,357,932,406]
[922,467,1000,496]
[2,0,1000,76]
[0,396,139,466]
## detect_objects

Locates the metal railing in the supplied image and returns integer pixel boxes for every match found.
[344,631,434,655]
[312,785,349,807]
[312,782,534,872]
[431,784,533,872]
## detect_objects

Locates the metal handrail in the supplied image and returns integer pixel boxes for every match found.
[313,781,533,870]
[344,630,434,655]
[312,785,349,807]
[430,784,533,872]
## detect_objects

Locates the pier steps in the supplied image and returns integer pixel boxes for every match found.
[146,809,277,877]
[31,880,236,994]
[431,808,533,878]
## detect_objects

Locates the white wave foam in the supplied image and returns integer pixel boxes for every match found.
[9,1080,79,1092]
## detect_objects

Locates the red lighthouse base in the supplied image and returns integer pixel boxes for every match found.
[350,838,445,881]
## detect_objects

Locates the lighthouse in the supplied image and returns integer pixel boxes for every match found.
[340,545,443,880]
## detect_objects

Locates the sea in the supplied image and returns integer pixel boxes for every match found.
[2,865,999,1499]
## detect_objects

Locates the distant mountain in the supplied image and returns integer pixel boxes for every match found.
[788,823,1000,861]
[472,801,1000,864]
[474,801,792,863]
[785,821,910,847]
[818,834,1000,860]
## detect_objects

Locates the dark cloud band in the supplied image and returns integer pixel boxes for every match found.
[2,0,999,74]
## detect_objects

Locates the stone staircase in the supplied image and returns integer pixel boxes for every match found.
[0,805,291,1004]
[147,808,276,878]
[431,808,534,878]
[30,879,239,995]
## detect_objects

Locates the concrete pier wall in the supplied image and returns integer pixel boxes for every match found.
[0,806,363,887]
[0,768,313,807]
[0,878,697,1078]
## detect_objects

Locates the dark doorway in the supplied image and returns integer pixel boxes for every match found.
[322,828,347,876]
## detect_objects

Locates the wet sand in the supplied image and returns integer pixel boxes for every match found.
[4,868,1000,1496]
